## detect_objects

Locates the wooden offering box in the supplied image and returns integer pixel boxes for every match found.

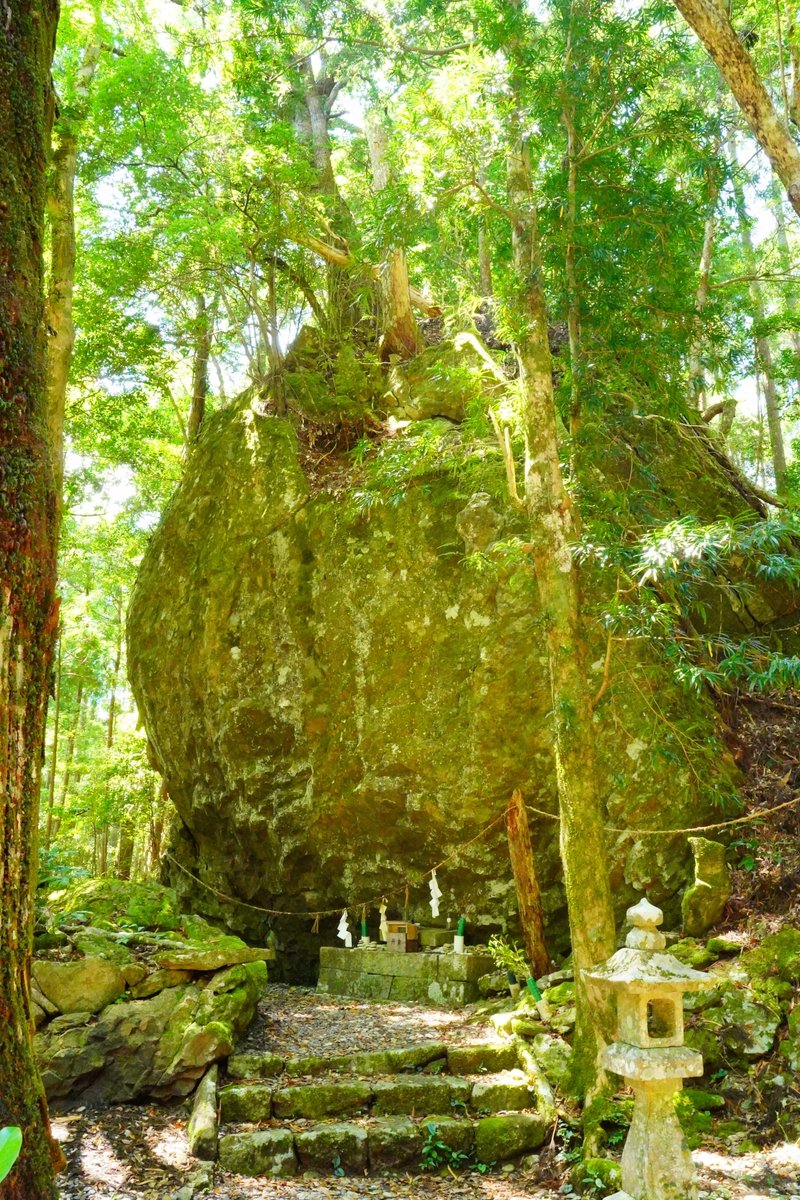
[386,921,419,953]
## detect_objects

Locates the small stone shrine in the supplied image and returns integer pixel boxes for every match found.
[318,926,494,1005]
[585,898,713,1200]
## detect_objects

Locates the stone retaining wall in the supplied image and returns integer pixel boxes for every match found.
[317,946,495,1005]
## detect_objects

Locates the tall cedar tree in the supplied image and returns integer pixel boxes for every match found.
[0,2,62,1197]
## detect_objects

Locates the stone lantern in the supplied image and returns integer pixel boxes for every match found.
[585,898,713,1200]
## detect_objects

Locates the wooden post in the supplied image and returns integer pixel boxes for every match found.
[507,788,551,978]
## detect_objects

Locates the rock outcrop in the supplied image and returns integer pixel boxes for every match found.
[127,343,797,974]
[34,881,271,1101]
[681,837,732,936]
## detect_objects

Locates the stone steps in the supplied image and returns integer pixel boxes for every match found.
[191,1039,555,1177]
[217,1110,549,1177]
[227,1038,518,1081]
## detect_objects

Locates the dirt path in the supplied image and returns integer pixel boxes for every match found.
[54,985,798,1199]
[238,984,499,1058]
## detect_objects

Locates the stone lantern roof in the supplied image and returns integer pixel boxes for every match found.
[584,897,710,996]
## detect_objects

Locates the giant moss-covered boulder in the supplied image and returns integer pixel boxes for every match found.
[127,348,795,974]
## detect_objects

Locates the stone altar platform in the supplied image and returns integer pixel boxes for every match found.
[317,944,495,1005]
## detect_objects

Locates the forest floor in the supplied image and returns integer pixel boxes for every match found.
[54,693,800,1200]
[53,987,800,1200]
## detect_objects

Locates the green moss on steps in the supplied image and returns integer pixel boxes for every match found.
[219,1083,273,1123]
[272,1081,373,1120]
[471,1071,534,1113]
[368,1117,423,1170]
[295,1122,369,1173]
[373,1075,471,1116]
[446,1043,518,1074]
[218,1129,297,1177]
[420,1116,475,1155]
[474,1112,548,1163]
[227,1051,284,1079]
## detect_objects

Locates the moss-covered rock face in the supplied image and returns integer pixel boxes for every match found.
[681,837,731,936]
[128,358,788,974]
[48,878,182,931]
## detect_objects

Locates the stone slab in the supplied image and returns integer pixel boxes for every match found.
[439,952,495,983]
[155,946,275,972]
[318,969,393,1001]
[227,1051,285,1079]
[218,1129,296,1177]
[295,1123,368,1172]
[188,1065,218,1160]
[272,1080,373,1119]
[368,1116,424,1169]
[447,1043,519,1074]
[474,1112,549,1163]
[219,1083,273,1123]
[372,1075,471,1116]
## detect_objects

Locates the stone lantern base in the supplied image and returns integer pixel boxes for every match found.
[622,1079,697,1200]
[603,1043,703,1200]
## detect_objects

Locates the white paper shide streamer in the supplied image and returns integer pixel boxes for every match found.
[337,908,349,942]
[379,900,389,942]
[428,870,442,919]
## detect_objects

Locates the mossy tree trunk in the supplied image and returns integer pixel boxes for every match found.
[0,2,62,1196]
[504,0,616,1099]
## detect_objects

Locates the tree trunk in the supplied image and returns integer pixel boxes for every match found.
[291,232,441,316]
[43,633,62,852]
[51,678,83,843]
[672,0,800,216]
[730,140,787,489]
[298,58,362,334]
[45,41,101,505]
[186,295,212,446]
[107,610,122,751]
[561,57,582,438]
[768,175,800,375]
[506,789,551,978]
[115,821,135,881]
[478,208,494,298]
[148,779,168,872]
[0,3,62,1196]
[689,163,722,413]
[504,37,616,1095]
[366,110,422,361]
